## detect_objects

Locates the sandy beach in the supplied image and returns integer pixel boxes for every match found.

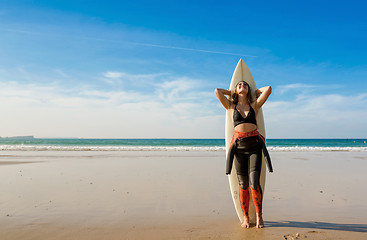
[1,150,366,239]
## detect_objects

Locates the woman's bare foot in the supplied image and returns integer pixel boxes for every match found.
[241,215,250,228]
[256,213,264,228]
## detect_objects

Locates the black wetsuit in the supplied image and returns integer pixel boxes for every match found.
[232,105,262,190]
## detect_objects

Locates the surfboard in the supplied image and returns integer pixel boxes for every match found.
[225,58,267,224]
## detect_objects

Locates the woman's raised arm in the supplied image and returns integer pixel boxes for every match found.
[254,86,272,110]
[215,88,232,110]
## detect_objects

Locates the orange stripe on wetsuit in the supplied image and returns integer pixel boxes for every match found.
[230,129,265,146]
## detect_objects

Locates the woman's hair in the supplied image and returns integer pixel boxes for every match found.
[231,81,253,104]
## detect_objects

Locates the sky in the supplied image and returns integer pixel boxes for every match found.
[0,0,366,139]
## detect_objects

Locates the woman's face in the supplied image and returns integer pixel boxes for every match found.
[236,81,249,94]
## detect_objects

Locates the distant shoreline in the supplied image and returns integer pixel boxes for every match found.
[0,136,34,139]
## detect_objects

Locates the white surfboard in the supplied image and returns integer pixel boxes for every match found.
[225,58,267,224]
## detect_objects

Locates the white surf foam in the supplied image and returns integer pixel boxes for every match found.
[0,145,367,152]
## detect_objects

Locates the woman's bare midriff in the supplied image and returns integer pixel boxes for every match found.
[234,123,257,133]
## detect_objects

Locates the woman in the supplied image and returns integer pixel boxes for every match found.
[215,81,272,228]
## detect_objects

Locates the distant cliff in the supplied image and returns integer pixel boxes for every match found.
[0,136,35,139]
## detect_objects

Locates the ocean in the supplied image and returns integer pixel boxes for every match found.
[0,138,366,152]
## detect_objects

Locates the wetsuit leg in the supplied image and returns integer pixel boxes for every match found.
[248,151,262,189]
[235,151,250,216]
[251,185,263,214]
[240,186,250,216]
[248,151,263,213]
[234,151,249,189]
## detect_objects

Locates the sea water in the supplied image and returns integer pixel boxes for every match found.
[0,138,366,152]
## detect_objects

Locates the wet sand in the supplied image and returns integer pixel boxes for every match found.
[0,150,366,239]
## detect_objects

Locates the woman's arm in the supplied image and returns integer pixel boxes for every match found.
[254,86,272,110]
[215,88,232,110]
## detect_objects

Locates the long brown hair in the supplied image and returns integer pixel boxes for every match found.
[231,81,253,104]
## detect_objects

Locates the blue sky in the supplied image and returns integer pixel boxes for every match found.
[0,0,366,138]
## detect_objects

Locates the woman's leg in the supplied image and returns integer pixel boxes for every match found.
[238,175,250,228]
[235,152,250,228]
[249,151,264,228]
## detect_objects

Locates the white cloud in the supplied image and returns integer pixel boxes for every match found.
[103,71,124,79]
[101,71,167,86]
[265,92,367,138]
[276,83,318,94]
[1,66,365,139]
[0,73,219,138]
[156,77,200,102]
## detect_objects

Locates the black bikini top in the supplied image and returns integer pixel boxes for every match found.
[233,104,257,127]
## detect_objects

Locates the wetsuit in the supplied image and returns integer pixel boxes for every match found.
[227,104,272,216]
